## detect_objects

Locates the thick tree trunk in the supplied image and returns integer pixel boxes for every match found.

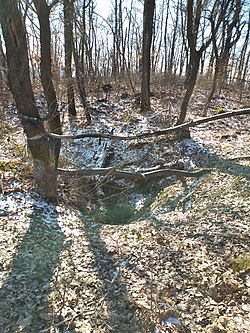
[0,0,60,201]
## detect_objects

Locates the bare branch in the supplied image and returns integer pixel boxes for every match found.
[48,108,250,142]
[58,166,211,180]
[49,0,61,10]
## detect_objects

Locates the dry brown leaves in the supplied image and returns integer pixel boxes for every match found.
[0,88,250,332]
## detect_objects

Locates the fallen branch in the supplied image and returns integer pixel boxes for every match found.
[49,108,250,141]
[58,166,211,180]
[227,155,250,161]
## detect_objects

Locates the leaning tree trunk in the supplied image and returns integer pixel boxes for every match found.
[33,0,62,188]
[0,0,60,201]
[176,52,201,125]
[176,0,216,126]
[33,0,62,134]
[203,61,220,115]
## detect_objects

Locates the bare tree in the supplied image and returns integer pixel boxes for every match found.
[168,0,181,75]
[176,0,207,124]
[176,0,228,125]
[33,0,61,136]
[0,0,61,201]
[232,8,249,100]
[141,0,155,112]
[64,0,77,116]
[203,0,244,114]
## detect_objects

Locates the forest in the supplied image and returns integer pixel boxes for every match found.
[0,0,250,332]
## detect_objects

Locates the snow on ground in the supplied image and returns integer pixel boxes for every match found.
[0,91,250,332]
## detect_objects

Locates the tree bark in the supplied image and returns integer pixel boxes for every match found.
[177,52,201,126]
[141,0,155,112]
[176,0,203,125]
[176,0,225,125]
[0,0,60,201]
[63,0,77,116]
[33,0,61,135]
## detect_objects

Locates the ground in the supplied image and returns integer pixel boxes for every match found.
[0,84,249,333]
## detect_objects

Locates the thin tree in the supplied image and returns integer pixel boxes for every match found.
[33,0,62,136]
[203,0,244,114]
[141,0,155,112]
[64,0,77,116]
[176,0,226,125]
[236,9,250,99]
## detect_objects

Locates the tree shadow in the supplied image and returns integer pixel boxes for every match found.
[83,220,139,333]
[212,157,250,180]
[0,207,65,333]
[146,138,250,256]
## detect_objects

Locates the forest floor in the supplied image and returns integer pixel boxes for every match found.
[0,83,250,333]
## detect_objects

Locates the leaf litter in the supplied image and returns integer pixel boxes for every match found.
[0,89,250,332]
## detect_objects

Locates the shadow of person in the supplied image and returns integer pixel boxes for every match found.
[0,207,65,333]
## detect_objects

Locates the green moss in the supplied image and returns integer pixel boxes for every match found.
[231,255,250,272]
[88,204,135,225]
[0,160,18,174]
[125,116,138,123]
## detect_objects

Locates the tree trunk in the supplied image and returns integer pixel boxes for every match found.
[33,0,61,135]
[63,0,76,116]
[176,0,203,125]
[0,0,60,201]
[176,52,200,125]
[203,0,243,113]
[203,63,219,115]
[141,0,155,112]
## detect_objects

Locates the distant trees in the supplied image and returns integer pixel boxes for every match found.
[204,0,245,114]
[23,0,248,108]
[34,0,248,97]
[0,0,249,200]
[236,9,250,100]
[174,0,248,124]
